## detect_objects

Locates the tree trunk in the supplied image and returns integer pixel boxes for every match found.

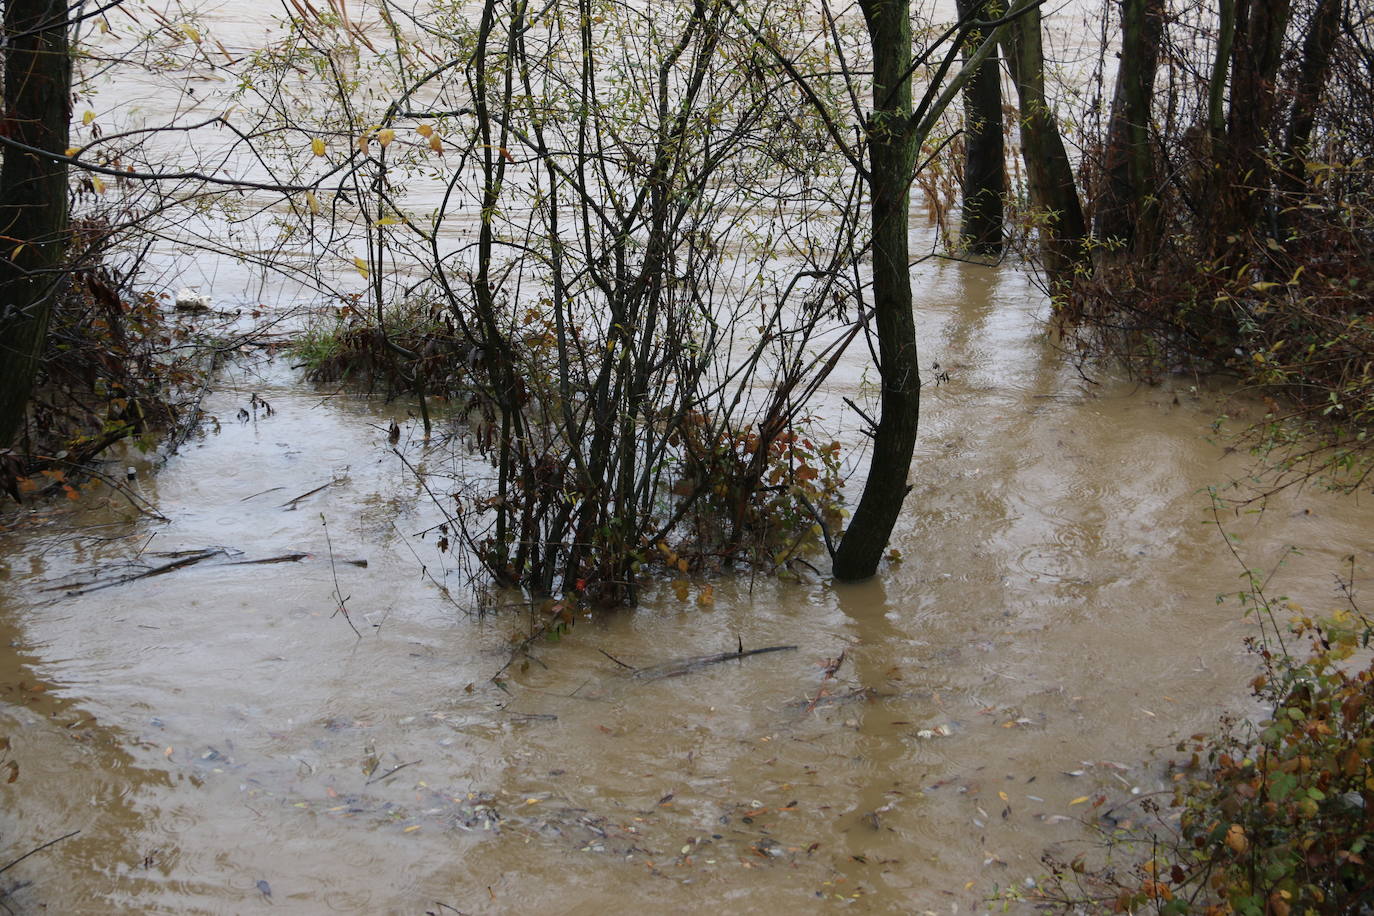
[1212,0,1291,254]
[956,0,1005,255]
[1281,0,1341,197]
[1001,6,1086,288]
[832,0,921,581]
[1094,0,1164,253]
[0,0,71,449]
[1207,0,1236,143]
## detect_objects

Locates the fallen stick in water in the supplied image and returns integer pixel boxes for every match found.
[51,548,229,596]
[630,644,798,681]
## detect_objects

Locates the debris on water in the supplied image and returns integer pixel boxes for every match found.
[754,837,784,857]
[175,289,212,311]
[255,879,272,898]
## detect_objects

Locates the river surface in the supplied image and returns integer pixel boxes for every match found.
[4,255,1372,914]
[5,2,1373,914]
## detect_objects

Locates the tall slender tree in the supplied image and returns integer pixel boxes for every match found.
[1001,4,1086,286]
[830,0,922,580]
[956,0,1006,256]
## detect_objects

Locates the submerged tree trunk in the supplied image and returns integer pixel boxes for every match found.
[1094,0,1164,254]
[1002,6,1086,287]
[956,0,1005,255]
[0,0,71,448]
[832,0,921,581]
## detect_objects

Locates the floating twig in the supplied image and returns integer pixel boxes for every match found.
[364,759,420,785]
[806,649,848,713]
[280,481,335,510]
[228,553,311,565]
[597,648,638,672]
[0,830,80,876]
[632,644,798,681]
[51,548,227,596]
[239,486,285,502]
[321,514,361,639]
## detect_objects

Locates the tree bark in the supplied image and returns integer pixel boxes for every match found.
[956,0,1005,255]
[1212,0,1291,254]
[1281,0,1341,197]
[0,0,71,449]
[832,0,921,581]
[1094,0,1164,253]
[1001,6,1086,287]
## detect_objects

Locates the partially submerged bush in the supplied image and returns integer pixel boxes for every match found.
[1163,609,1374,915]
[291,297,467,395]
[1022,559,1374,914]
[2,245,210,502]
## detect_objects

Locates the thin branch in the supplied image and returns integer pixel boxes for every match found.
[0,830,81,876]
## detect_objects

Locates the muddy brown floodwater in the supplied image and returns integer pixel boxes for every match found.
[3,254,1372,915]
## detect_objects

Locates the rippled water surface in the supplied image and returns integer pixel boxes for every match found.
[4,252,1371,914]
[5,2,1372,913]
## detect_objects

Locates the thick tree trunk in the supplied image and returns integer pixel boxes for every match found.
[1212,0,1291,254]
[1001,7,1086,287]
[1281,0,1341,197]
[1094,0,1164,253]
[956,0,1005,255]
[832,0,921,581]
[0,0,71,449]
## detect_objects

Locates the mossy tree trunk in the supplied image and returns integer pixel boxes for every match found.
[0,0,71,449]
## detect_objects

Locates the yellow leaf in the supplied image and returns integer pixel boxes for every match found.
[65,146,80,157]
[697,584,714,606]
[428,133,443,153]
[352,256,370,278]
[377,128,395,148]
[82,110,96,126]
[998,791,1009,802]
[416,124,433,138]
[305,191,320,215]
[312,137,326,157]
[373,217,401,227]
[1225,823,1248,854]
[358,134,370,155]
[179,23,201,42]
[403,824,421,833]
[1069,796,1090,806]
[671,579,689,602]
[91,176,106,194]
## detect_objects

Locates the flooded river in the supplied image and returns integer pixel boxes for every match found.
[4,1,1373,913]
[4,254,1372,914]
